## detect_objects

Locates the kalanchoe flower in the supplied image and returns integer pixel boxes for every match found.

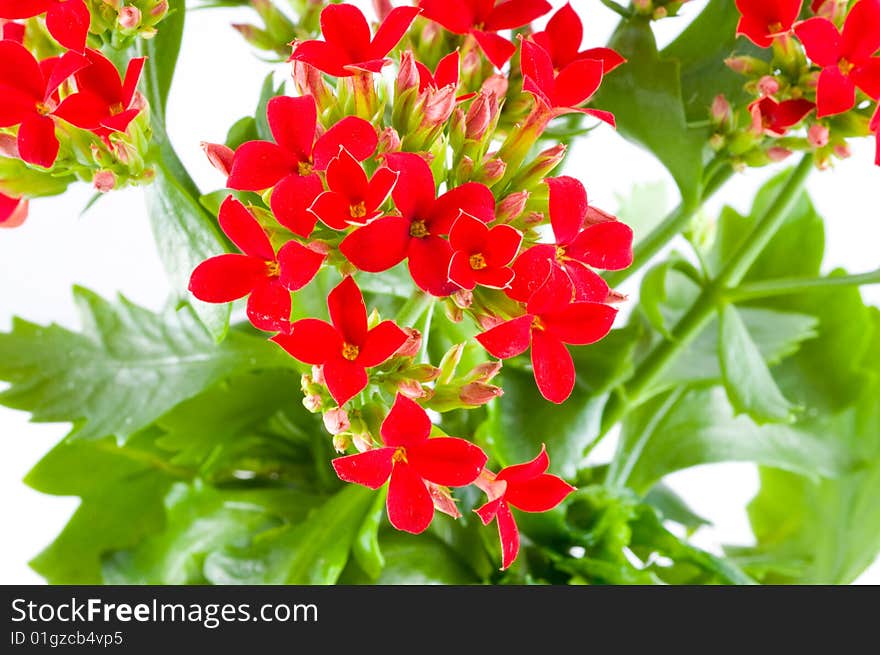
[475,446,575,569]
[749,96,815,136]
[272,277,408,405]
[418,0,552,68]
[520,39,615,124]
[340,152,496,296]
[871,105,880,165]
[289,3,419,77]
[734,0,802,48]
[531,3,625,74]
[226,95,378,237]
[188,196,325,332]
[54,49,146,139]
[0,41,87,167]
[0,192,28,228]
[794,0,880,117]
[332,393,487,533]
[415,50,461,93]
[508,176,632,303]
[477,266,617,403]
[0,0,90,52]
[1,18,24,42]
[448,212,522,290]
[201,142,235,177]
[309,148,398,230]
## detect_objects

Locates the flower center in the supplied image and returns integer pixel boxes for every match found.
[392,447,408,464]
[531,315,544,331]
[555,246,566,263]
[342,342,360,361]
[839,58,855,75]
[768,21,783,33]
[35,102,51,116]
[350,201,367,219]
[469,253,487,270]
[265,260,280,277]
[409,220,429,238]
[298,160,314,176]
[110,102,124,116]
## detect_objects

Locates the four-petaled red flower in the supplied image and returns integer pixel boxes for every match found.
[54,49,146,139]
[0,0,90,52]
[188,196,325,333]
[794,0,880,117]
[520,39,615,125]
[749,96,815,136]
[309,148,398,230]
[0,40,87,167]
[448,212,522,290]
[333,393,487,534]
[508,176,632,304]
[272,276,408,406]
[290,3,419,77]
[415,50,461,93]
[226,95,378,237]
[531,3,625,74]
[340,152,496,297]
[475,445,575,569]
[0,192,28,228]
[734,0,802,48]
[418,0,552,69]
[477,266,617,403]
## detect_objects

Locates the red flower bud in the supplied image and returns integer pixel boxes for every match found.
[394,327,423,358]
[303,394,322,413]
[496,191,530,223]
[808,124,830,148]
[377,127,401,154]
[767,146,793,161]
[757,76,780,97]
[93,170,116,193]
[422,85,457,125]
[460,381,503,406]
[118,6,141,29]
[398,378,429,400]
[465,91,498,141]
[323,407,351,435]
[396,50,420,95]
[200,142,235,177]
[481,74,508,99]
[711,94,732,127]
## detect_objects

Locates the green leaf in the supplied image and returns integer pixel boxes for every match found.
[136,0,184,125]
[203,485,378,584]
[719,304,798,424]
[643,483,711,533]
[351,488,387,580]
[255,73,284,141]
[0,288,285,442]
[592,18,707,205]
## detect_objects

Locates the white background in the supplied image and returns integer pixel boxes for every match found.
[1,1,879,584]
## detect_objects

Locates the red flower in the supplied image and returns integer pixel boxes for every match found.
[309,148,398,230]
[749,96,815,136]
[339,152,496,297]
[475,446,575,569]
[0,40,87,167]
[418,0,552,68]
[415,50,460,92]
[508,176,632,303]
[520,39,615,125]
[290,3,419,77]
[794,0,880,117]
[531,3,625,74]
[0,0,90,52]
[734,0,802,48]
[477,266,617,403]
[1,19,25,43]
[0,192,28,228]
[871,104,880,165]
[448,213,522,290]
[226,95,378,237]
[188,196,325,333]
[272,276,408,405]
[54,49,146,138]
[332,393,487,534]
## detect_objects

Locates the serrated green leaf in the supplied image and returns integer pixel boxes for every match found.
[719,304,798,423]
[0,288,286,442]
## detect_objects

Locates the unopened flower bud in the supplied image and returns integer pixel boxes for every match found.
[118,6,141,29]
[757,75,780,97]
[466,361,503,383]
[444,301,463,323]
[201,142,235,177]
[584,205,617,226]
[352,430,373,452]
[465,91,497,141]
[333,434,352,453]
[439,343,465,383]
[452,288,473,309]
[834,143,851,159]
[372,0,393,20]
[397,50,420,96]
[725,56,769,75]
[377,127,401,154]
[427,482,461,519]
[423,85,457,125]
[394,327,422,357]
[767,146,792,162]
[460,382,503,406]
[481,74,508,99]
[323,407,351,435]
[303,394,322,413]
[312,364,325,386]
[398,378,428,399]
[496,191,529,223]
[512,143,566,189]
[710,94,731,127]
[524,211,544,226]
[151,1,169,17]
[407,364,442,382]
[461,46,483,77]
[475,158,506,185]
[605,289,628,304]
[653,7,668,20]
[808,124,830,148]
[93,170,116,193]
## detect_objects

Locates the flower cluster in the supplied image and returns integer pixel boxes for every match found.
[190,1,634,568]
[715,0,880,168]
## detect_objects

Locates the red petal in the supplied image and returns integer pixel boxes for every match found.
[0,193,27,228]
[546,175,587,245]
[484,0,551,31]
[17,113,58,168]
[816,65,856,117]
[417,0,474,34]
[580,108,617,127]
[366,166,398,212]
[578,47,627,74]
[45,0,90,52]
[246,278,291,333]
[101,107,139,133]
[290,40,352,78]
[538,2,582,67]
[381,393,432,447]
[326,147,369,200]
[475,496,504,525]
[505,474,575,512]
[359,321,408,367]
[267,95,316,162]
[370,5,420,59]
[323,355,369,406]
[321,2,371,55]
[332,447,395,489]
[408,235,457,296]
[385,152,436,219]
[227,141,295,190]
[433,50,460,88]
[554,58,603,108]
[0,40,43,100]
[794,18,841,67]
[44,50,89,97]
[526,264,574,315]
[448,250,477,290]
[387,461,435,534]
[541,301,617,345]
[475,315,533,359]
[409,437,487,487]
[472,29,516,68]
[521,39,556,99]
[531,329,575,403]
[310,191,355,230]
[269,172,324,237]
[328,276,369,346]
[472,266,515,289]
[188,254,266,303]
[567,221,634,271]
[735,15,773,48]
[277,240,325,291]
[449,212,489,252]
[851,59,880,100]
[429,181,495,233]
[0,1,50,19]
[52,90,108,129]
[562,261,610,302]
[272,318,341,365]
[313,116,377,170]
[218,196,274,260]
[496,501,520,570]
[841,0,880,64]
[340,216,411,272]
[74,49,123,104]
[0,84,34,127]
[507,245,555,303]
[120,57,145,107]
[497,445,550,483]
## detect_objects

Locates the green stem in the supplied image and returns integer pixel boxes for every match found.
[724,268,880,302]
[597,155,813,439]
[397,291,434,327]
[598,0,633,19]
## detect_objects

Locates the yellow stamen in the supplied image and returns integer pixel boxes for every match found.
[409,220,429,238]
[342,343,360,361]
[298,160,314,176]
[469,253,488,270]
[265,260,280,277]
[350,201,367,219]
[392,447,408,464]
